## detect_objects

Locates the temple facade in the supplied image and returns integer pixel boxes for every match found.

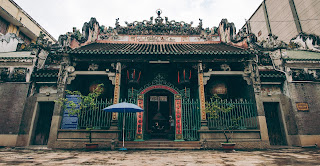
[47,11,269,149]
[1,9,319,149]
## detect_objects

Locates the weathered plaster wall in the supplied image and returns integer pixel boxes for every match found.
[15,95,36,146]
[0,33,21,52]
[288,83,320,135]
[0,0,55,42]
[259,84,300,146]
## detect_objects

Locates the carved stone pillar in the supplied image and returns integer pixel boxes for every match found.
[110,62,121,129]
[250,61,270,146]
[48,59,70,148]
[198,63,208,129]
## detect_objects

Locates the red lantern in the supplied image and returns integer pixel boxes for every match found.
[210,83,227,95]
[127,69,141,84]
[89,83,105,93]
[178,69,191,84]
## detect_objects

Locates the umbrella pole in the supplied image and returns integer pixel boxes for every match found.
[122,110,125,148]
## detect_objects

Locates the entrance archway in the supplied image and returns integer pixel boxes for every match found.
[146,89,173,139]
[135,84,183,141]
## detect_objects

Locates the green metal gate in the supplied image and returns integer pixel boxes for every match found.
[207,99,258,130]
[182,99,201,141]
[77,99,113,129]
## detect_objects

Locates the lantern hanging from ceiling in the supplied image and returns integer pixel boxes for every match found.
[178,69,191,85]
[210,83,227,95]
[127,69,141,84]
[89,81,105,94]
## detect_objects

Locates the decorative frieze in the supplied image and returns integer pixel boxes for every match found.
[11,68,27,82]
[289,68,320,82]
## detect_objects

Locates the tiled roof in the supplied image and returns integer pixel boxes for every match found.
[259,70,286,79]
[285,50,320,61]
[67,43,254,55]
[0,51,34,59]
[32,69,59,78]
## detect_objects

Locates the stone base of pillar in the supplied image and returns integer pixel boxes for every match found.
[199,120,209,130]
[109,120,118,130]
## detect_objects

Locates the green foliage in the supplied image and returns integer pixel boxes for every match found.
[205,94,243,143]
[55,84,104,116]
[205,94,233,120]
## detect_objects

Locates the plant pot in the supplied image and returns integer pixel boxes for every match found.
[85,143,99,150]
[221,143,236,150]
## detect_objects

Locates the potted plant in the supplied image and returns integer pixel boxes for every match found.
[205,94,241,151]
[55,84,104,149]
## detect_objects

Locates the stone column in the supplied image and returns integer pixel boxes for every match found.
[198,63,208,130]
[249,61,270,147]
[110,62,121,129]
[47,59,69,148]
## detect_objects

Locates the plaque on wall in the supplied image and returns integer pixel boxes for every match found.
[150,96,167,102]
[296,102,309,111]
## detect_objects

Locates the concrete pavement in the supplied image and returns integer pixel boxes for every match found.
[0,147,319,165]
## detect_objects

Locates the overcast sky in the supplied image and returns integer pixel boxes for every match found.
[14,0,262,40]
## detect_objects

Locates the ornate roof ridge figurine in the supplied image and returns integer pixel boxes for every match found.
[111,9,212,36]
[57,10,221,50]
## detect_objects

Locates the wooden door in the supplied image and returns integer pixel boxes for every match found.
[263,102,287,145]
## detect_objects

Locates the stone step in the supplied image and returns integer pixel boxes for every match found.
[119,147,201,150]
[116,141,201,150]
[122,141,200,144]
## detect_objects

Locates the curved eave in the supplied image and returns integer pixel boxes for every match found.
[285,58,320,61]
[66,50,254,56]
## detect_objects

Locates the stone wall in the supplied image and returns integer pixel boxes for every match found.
[49,130,119,149]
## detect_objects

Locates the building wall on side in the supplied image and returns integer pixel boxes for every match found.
[259,83,300,146]
[288,82,320,146]
[15,95,36,146]
[0,83,29,146]
[0,0,55,42]
[294,0,320,36]
[265,0,298,43]
[246,0,319,44]
[249,5,269,42]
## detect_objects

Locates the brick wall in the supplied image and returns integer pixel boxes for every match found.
[0,83,29,134]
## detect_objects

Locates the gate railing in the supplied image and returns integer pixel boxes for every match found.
[118,99,137,141]
[77,99,113,129]
[182,99,201,141]
[207,99,258,130]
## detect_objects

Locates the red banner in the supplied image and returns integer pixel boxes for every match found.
[175,99,182,135]
[136,99,144,135]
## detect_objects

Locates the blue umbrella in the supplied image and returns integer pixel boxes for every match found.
[103,102,144,150]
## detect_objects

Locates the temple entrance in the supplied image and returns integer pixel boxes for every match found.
[264,102,287,145]
[146,90,173,139]
[32,102,55,145]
